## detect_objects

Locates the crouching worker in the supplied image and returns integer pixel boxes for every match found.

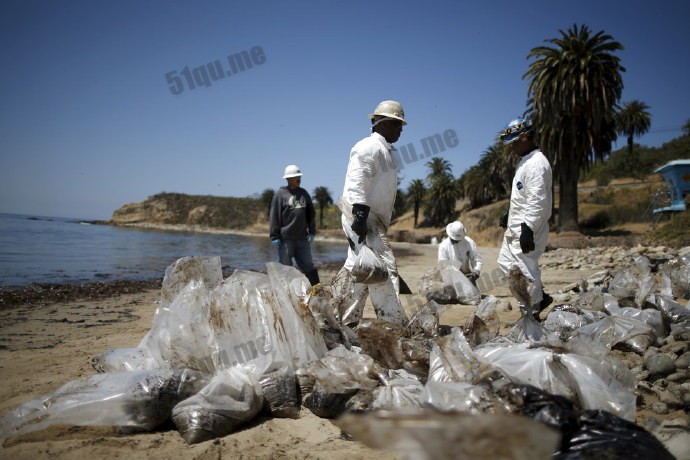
[438,221,483,285]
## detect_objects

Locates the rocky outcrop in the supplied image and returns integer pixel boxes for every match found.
[109,193,264,229]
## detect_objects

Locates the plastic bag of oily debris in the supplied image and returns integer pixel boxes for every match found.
[506,312,545,343]
[92,347,159,373]
[372,369,424,410]
[608,268,639,299]
[259,367,300,419]
[635,274,657,307]
[297,346,383,418]
[464,295,500,347]
[296,345,382,394]
[138,256,224,364]
[420,381,492,414]
[351,244,389,284]
[659,257,690,299]
[428,328,493,384]
[476,344,636,421]
[420,261,480,305]
[335,410,560,460]
[357,319,408,370]
[475,344,577,403]
[266,262,329,364]
[604,294,667,341]
[570,315,656,354]
[419,266,456,304]
[440,260,481,305]
[172,367,262,444]
[654,293,690,340]
[541,307,607,340]
[0,369,209,439]
[405,300,448,338]
[92,256,224,373]
[306,279,358,350]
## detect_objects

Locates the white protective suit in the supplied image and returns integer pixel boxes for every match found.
[438,236,483,276]
[337,132,408,326]
[497,148,552,306]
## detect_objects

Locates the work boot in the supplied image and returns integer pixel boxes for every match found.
[540,291,553,310]
[305,269,320,287]
[532,291,553,322]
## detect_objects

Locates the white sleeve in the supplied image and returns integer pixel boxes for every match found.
[343,146,376,206]
[438,239,451,262]
[466,237,482,273]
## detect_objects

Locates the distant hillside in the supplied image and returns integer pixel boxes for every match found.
[109,192,265,229]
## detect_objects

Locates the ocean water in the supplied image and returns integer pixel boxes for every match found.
[0,213,348,287]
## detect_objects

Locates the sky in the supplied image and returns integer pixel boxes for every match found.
[1,0,689,220]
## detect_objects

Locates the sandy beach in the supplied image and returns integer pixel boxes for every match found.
[0,241,686,459]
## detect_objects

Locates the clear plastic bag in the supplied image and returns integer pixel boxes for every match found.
[266,262,328,365]
[372,369,424,410]
[351,244,389,284]
[608,268,639,299]
[138,256,223,363]
[420,381,491,414]
[172,367,262,444]
[428,328,492,384]
[405,300,447,338]
[440,260,481,305]
[464,295,500,346]
[92,347,159,373]
[420,261,480,305]
[296,345,382,394]
[0,369,209,439]
[571,315,656,354]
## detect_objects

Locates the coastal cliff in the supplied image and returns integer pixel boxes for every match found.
[109,192,266,230]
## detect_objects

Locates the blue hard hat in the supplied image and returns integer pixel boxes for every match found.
[499,117,533,144]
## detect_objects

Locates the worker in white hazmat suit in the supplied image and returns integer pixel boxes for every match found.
[438,221,482,285]
[497,116,553,319]
[335,100,409,327]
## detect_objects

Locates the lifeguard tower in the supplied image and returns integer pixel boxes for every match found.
[653,160,690,214]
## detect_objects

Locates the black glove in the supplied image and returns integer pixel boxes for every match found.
[350,203,370,244]
[520,222,535,253]
[499,208,509,229]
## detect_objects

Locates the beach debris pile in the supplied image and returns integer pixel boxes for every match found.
[1,251,689,458]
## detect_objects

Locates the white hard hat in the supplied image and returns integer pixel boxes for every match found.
[369,100,407,125]
[283,164,302,179]
[446,221,466,240]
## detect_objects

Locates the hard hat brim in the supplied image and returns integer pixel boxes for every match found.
[283,173,303,179]
[368,114,407,125]
[501,134,520,144]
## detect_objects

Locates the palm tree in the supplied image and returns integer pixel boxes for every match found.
[425,173,461,226]
[312,186,333,228]
[407,179,426,227]
[616,100,651,178]
[260,188,274,219]
[458,142,515,208]
[426,157,452,184]
[525,24,625,232]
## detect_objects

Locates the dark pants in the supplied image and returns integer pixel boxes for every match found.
[277,239,320,285]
